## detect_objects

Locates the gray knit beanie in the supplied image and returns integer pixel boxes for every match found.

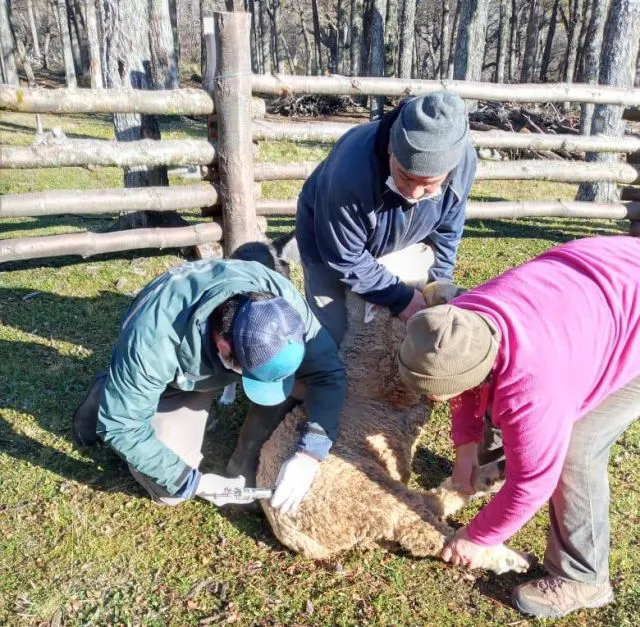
[397,305,499,397]
[390,92,469,177]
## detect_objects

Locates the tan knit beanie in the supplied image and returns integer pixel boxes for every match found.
[398,305,499,397]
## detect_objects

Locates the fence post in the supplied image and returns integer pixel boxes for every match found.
[208,11,258,255]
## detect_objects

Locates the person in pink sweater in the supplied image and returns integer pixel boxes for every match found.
[397,235,640,619]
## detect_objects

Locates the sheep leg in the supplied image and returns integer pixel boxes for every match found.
[431,459,506,518]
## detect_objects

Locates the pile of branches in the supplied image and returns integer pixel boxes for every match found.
[267,93,366,118]
[470,101,582,161]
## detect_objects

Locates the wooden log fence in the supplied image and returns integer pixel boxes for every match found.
[254,160,640,185]
[0,216,268,263]
[255,198,640,221]
[1,11,639,266]
[4,133,639,172]
[0,184,218,218]
[252,120,640,154]
[0,85,266,119]
[1,138,216,169]
[252,74,640,106]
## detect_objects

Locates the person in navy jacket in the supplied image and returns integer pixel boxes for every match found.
[295,91,477,344]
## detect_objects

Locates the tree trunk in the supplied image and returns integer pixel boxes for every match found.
[361,0,372,76]
[85,0,102,88]
[564,0,584,83]
[249,0,260,72]
[369,0,385,118]
[27,0,42,63]
[438,0,450,78]
[447,0,460,79]
[575,0,592,75]
[521,0,541,82]
[350,0,363,75]
[101,0,177,233]
[398,0,417,78]
[579,0,609,134]
[56,0,78,87]
[495,0,511,82]
[508,0,518,80]
[259,0,272,73]
[66,0,84,78]
[310,0,322,74]
[0,0,18,84]
[577,0,640,202]
[149,0,179,89]
[384,0,397,76]
[294,0,311,74]
[336,0,346,74]
[539,0,561,81]
[269,0,285,73]
[200,0,214,77]
[454,0,490,109]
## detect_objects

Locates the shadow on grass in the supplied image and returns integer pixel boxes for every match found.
[0,120,113,142]
[465,217,628,243]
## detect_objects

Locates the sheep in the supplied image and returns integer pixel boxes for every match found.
[256,253,534,574]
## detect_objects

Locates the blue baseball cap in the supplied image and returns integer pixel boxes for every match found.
[232,297,306,406]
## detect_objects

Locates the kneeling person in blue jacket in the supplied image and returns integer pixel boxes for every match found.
[72,259,346,514]
[296,91,477,345]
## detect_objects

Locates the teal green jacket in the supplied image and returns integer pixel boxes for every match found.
[97,259,346,495]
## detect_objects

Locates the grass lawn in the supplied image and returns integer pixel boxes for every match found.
[1,111,639,626]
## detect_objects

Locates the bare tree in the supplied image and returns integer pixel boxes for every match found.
[577,0,640,202]
[336,0,348,73]
[369,0,385,118]
[439,0,450,78]
[384,0,397,76]
[350,0,363,75]
[578,0,609,134]
[398,0,416,78]
[540,0,561,81]
[259,0,272,72]
[447,0,460,78]
[26,0,42,63]
[266,0,285,72]
[454,0,490,109]
[57,0,78,86]
[310,0,322,74]
[495,0,511,83]
[295,0,311,74]
[564,0,584,83]
[85,0,102,87]
[102,0,167,188]
[150,0,179,88]
[0,0,18,84]
[508,0,518,80]
[521,0,542,81]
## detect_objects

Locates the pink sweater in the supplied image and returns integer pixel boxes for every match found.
[450,236,640,546]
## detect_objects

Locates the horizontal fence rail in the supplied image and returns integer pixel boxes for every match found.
[255,198,640,220]
[0,184,218,218]
[4,134,638,171]
[0,86,267,119]
[252,120,640,154]
[252,74,640,106]
[0,216,268,263]
[0,139,216,169]
[0,86,215,115]
[254,160,640,184]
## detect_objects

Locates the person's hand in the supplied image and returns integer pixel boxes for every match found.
[452,442,479,494]
[398,289,427,322]
[441,527,486,568]
[196,473,246,506]
[270,452,320,515]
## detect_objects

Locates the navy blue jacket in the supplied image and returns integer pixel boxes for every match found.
[296,104,477,315]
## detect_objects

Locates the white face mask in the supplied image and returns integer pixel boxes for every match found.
[218,351,242,375]
[385,175,442,204]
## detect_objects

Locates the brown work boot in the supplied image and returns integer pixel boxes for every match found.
[511,576,613,618]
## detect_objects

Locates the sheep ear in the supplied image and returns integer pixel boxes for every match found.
[422,281,467,307]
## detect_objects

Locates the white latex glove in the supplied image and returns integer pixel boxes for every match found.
[270,452,320,515]
[196,473,246,506]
